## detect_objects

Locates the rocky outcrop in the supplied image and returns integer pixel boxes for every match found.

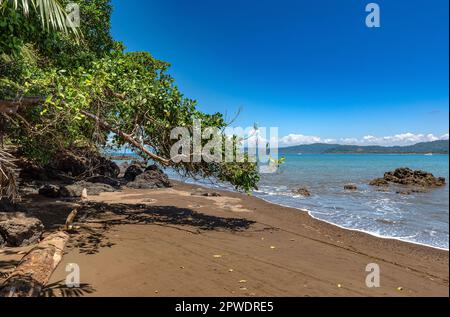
[293,187,311,197]
[50,148,119,178]
[396,188,428,195]
[0,214,44,247]
[59,181,117,197]
[369,167,446,188]
[123,164,143,182]
[126,166,171,189]
[369,178,389,186]
[344,183,357,190]
[85,175,121,188]
[93,157,120,179]
[384,168,445,187]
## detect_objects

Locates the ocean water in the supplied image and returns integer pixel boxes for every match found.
[163,154,449,250]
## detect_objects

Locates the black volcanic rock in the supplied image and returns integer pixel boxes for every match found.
[293,187,311,197]
[369,167,445,188]
[384,168,445,187]
[123,164,144,182]
[344,183,357,190]
[126,168,172,189]
[369,178,389,186]
[0,214,44,247]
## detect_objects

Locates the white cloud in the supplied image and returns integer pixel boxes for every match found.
[279,134,324,147]
[278,132,449,147]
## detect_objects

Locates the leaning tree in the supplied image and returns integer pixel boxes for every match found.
[0,0,260,201]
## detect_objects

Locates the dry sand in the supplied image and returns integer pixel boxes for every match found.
[1,181,448,296]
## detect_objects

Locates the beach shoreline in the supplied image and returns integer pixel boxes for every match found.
[1,180,448,297]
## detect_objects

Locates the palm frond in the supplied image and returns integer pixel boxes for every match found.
[2,0,80,38]
[0,148,19,202]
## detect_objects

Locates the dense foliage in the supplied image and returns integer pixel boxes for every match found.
[0,0,260,193]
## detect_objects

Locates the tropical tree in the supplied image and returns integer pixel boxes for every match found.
[0,0,77,32]
[0,0,260,202]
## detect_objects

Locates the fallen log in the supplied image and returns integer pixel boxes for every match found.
[0,210,77,297]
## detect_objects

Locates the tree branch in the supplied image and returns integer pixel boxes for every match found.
[79,109,171,166]
[0,98,172,166]
[0,97,45,114]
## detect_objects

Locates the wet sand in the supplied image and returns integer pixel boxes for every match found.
[1,181,448,296]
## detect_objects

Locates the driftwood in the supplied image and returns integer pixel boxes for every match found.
[0,210,77,297]
[64,209,78,231]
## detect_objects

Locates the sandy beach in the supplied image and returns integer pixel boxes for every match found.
[1,181,447,297]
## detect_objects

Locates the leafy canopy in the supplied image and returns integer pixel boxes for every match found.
[0,0,260,192]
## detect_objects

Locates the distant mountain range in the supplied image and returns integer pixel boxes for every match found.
[279,140,449,154]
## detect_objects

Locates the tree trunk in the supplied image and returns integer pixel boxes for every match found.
[0,207,79,298]
[79,109,171,166]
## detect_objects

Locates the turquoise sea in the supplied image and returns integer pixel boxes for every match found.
[166,154,449,250]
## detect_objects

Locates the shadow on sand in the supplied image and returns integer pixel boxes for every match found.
[41,280,95,297]
[15,198,255,255]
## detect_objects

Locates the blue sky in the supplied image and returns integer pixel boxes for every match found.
[110,0,449,146]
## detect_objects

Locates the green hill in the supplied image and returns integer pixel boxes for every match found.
[280,140,449,154]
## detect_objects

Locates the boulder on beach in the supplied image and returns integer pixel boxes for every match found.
[38,184,61,198]
[126,167,172,189]
[344,183,357,190]
[0,214,44,247]
[50,148,120,178]
[85,175,121,188]
[59,181,117,197]
[369,167,446,188]
[123,164,144,182]
[293,187,311,197]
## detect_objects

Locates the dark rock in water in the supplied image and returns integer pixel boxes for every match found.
[59,181,117,197]
[126,169,172,189]
[344,183,357,190]
[396,187,428,195]
[369,178,389,186]
[85,176,121,188]
[293,187,311,197]
[123,164,144,182]
[0,214,44,247]
[383,167,445,187]
[38,184,61,198]
[190,188,221,197]
[369,167,445,189]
